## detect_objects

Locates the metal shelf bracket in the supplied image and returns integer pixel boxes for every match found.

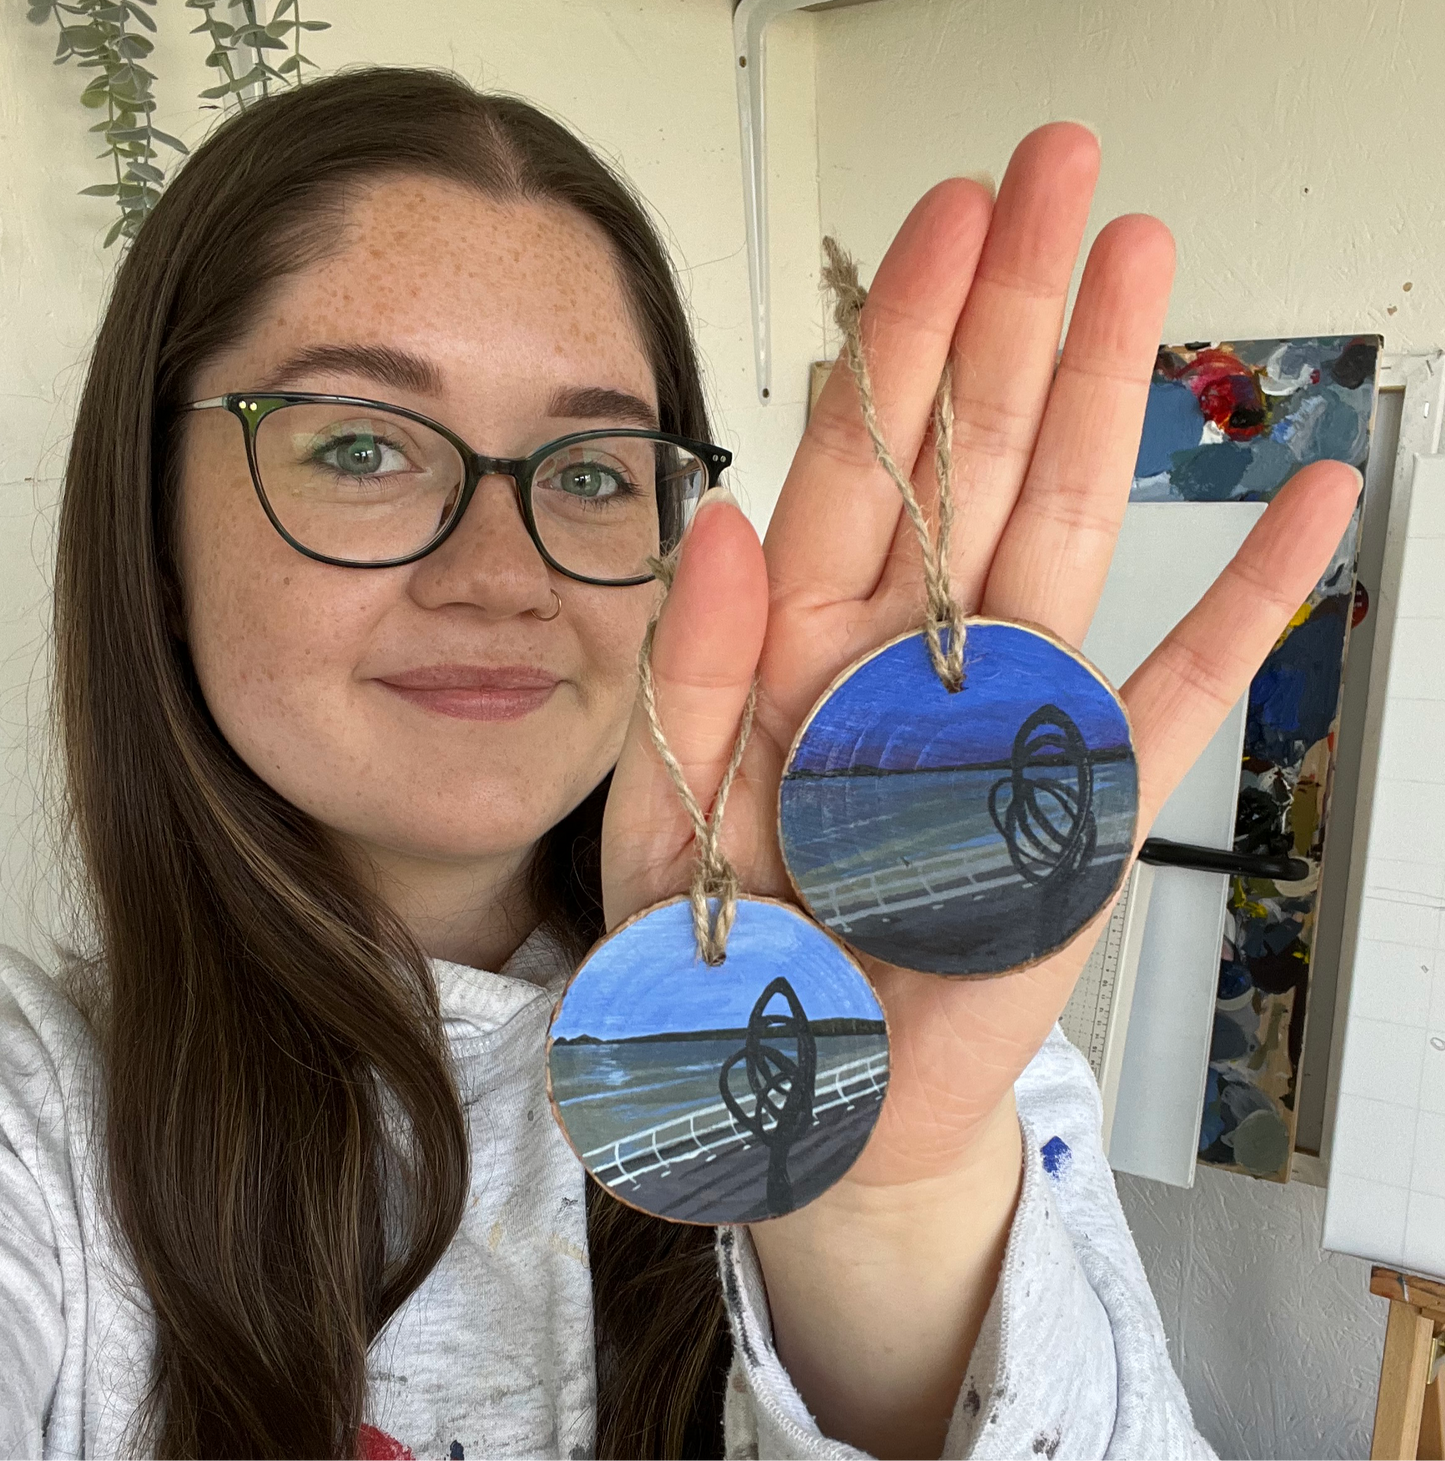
[732,0,887,403]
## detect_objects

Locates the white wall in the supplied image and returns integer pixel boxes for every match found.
[0,0,825,956]
[810,0,1445,1454]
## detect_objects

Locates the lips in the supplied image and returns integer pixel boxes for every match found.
[375,664,561,722]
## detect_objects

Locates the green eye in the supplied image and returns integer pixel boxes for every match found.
[333,435,382,475]
[557,461,625,499]
[313,431,408,478]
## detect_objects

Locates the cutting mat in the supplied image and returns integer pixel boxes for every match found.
[1061,861,1156,1155]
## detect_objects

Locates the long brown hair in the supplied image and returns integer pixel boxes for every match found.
[54,67,726,1459]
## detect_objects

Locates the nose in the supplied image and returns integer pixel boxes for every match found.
[405,470,554,617]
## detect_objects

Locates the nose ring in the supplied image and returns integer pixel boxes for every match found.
[531,589,562,622]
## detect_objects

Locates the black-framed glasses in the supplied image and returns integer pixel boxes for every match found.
[182,392,733,586]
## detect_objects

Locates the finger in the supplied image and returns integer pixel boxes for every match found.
[981,213,1176,641]
[605,491,769,900]
[766,178,992,608]
[1122,460,1363,830]
[883,123,1103,608]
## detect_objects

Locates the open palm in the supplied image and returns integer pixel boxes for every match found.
[602,123,1359,1192]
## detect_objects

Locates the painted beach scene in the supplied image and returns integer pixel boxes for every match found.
[780,623,1138,977]
[1130,335,1381,1180]
[547,898,888,1224]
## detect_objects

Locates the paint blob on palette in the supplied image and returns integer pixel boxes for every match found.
[547,897,888,1224]
[779,622,1138,977]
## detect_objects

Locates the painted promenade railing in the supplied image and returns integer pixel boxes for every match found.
[583,1048,890,1192]
[804,815,1138,934]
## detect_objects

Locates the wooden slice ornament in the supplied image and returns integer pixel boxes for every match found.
[547,552,890,1225]
[776,242,1140,979]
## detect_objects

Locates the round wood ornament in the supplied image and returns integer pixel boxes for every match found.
[779,619,1139,978]
[546,895,889,1225]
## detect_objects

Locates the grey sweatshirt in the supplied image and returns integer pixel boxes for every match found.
[0,931,1212,1459]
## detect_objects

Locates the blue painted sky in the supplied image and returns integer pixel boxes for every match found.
[550,899,883,1041]
[786,625,1130,775]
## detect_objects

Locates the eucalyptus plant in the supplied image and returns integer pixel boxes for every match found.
[26,0,328,247]
[188,0,327,108]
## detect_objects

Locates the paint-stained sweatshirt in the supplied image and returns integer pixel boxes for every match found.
[0,932,1212,1459]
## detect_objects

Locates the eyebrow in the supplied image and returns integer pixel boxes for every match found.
[259,344,659,430]
[260,343,443,396]
[547,385,659,431]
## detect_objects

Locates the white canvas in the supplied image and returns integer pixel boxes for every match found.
[1082,502,1267,1187]
[1324,453,1445,1276]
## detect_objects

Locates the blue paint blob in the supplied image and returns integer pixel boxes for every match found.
[1217,959,1253,1001]
[1134,379,1203,478]
[1245,598,1349,762]
[1040,1135,1072,1180]
[1164,441,1253,500]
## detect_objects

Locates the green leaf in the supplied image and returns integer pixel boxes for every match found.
[115,34,154,59]
[123,1,157,29]
[149,127,188,153]
[198,80,233,97]
[79,87,109,108]
[27,5,54,25]
[125,160,165,183]
[277,53,301,73]
[272,0,296,15]
[78,182,120,195]
[298,19,328,28]
[103,216,126,248]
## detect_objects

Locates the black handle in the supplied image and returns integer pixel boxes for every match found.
[1138,836,1310,883]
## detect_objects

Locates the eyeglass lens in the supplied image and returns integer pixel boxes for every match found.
[251,402,709,578]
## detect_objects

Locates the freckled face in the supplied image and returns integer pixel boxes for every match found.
[176,177,659,869]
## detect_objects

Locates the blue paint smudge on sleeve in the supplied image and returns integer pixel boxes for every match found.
[1040,1136,1072,1180]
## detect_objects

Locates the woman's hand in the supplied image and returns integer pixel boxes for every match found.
[602,123,1360,1455]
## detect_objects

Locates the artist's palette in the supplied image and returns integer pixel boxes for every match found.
[779,621,1138,978]
[546,896,888,1225]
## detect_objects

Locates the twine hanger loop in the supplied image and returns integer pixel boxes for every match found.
[820,236,967,692]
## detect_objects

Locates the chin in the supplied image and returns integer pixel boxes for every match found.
[337,786,585,866]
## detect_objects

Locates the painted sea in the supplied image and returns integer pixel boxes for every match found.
[547,898,889,1224]
[781,623,1138,976]
[782,758,1137,975]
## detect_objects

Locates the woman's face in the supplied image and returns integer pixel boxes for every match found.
[176,176,659,934]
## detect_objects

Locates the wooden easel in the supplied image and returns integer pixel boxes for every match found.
[1371,1268,1445,1459]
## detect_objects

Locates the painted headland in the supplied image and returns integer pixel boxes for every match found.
[547,898,889,1225]
[780,622,1138,977]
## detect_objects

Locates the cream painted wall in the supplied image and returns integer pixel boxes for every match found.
[810,1,1435,1455]
[0,0,825,956]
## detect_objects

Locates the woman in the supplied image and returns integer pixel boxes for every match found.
[0,67,1356,1459]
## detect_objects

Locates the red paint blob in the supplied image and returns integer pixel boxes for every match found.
[358,1425,415,1460]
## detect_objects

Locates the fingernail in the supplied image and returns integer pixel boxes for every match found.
[694,484,739,516]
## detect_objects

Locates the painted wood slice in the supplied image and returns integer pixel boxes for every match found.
[779,621,1139,978]
[547,896,889,1225]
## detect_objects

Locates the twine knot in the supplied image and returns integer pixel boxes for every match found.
[820,236,966,691]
